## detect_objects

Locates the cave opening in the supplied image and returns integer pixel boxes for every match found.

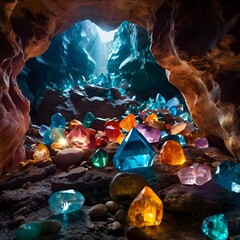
[17,20,181,126]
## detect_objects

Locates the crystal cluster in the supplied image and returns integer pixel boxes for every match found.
[48,189,85,214]
[128,186,163,227]
[201,214,228,240]
[178,163,212,185]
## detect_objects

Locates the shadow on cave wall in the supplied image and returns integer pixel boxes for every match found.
[17,20,180,123]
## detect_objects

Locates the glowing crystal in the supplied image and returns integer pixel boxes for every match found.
[113,128,155,171]
[119,114,137,132]
[201,214,228,240]
[128,186,163,227]
[51,112,66,129]
[104,119,121,142]
[215,161,240,193]
[50,127,65,141]
[48,189,85,214]
[160,140,186,165]
[91,149,108,168]
[33,143,50,161]
[178,163,212,185]
[67,124,90,148]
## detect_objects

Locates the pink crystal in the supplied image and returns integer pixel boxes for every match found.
[195,137,209,148]
[178,163,212,186]
[67,125,90,148]
[136,124,161,143]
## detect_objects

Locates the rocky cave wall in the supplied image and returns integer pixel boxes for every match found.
[0,0,240,174]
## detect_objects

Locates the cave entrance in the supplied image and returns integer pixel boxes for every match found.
[17,20,181,126]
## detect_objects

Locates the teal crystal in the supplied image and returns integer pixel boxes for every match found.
[215,161,240,193]
[161,134,186,147]
[48,189,85,214]
[39,124,50,137]
[51,112,66,129]
[113,128,155,171]
[15,221,43,240]
[83,112,95,128]
[201,214,228,240]
[91,149,108,168]
[155,93,166,108]
[43,129,53,146]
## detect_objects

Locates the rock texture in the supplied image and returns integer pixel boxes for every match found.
[151,1,240,157]
[0,0,240,174]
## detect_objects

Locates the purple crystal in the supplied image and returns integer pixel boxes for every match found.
[195,137,209,149]
[178,163,212,186]
[136,124,161,143]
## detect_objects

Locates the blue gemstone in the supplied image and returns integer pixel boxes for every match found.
[83,112,95,128]
[155,93,166,107]
[201,214,228,240]
[169,106,177,116]
[48,189,85,214]
[51,113,66,129]
[161,134,186,147]
[165,97,180,108]
[43,130,53,146]
[113,128,155,171]
[39,125,51,137]
[215,161,240,193]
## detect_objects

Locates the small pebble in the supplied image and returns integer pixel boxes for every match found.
[111,221,122,231]
[125,226,149,240]
[114,209,126,223]
[105,201,120,213]
[89,203,108,220]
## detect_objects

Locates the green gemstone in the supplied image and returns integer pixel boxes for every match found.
[15,221,42,240]
[91,149,108,168]
[83,112,95,128]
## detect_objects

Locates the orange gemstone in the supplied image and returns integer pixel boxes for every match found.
[119,114,137,132]
[145,113,158,123]
[159,140,186,165]
[128,186,163,227]
[33,143,50,161]
[105,119,120,128]
[116,133,126,144]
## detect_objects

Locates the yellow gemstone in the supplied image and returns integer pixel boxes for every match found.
[159,140,186,165]
[128,186,163,227]
[116,133,126,144]
[119,114,137,132]
[145,113,158,123]
[33,143,50,161]
[50,138,69,150]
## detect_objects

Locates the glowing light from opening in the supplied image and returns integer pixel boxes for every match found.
[96,25,117,43]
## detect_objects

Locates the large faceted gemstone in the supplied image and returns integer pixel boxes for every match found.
[48,189,85,214]
[113,128,155,171]
[128,186,163,227]
[215,161,240,193]
[201,214,228,240]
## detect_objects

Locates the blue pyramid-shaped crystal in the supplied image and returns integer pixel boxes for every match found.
[113,128,155,171]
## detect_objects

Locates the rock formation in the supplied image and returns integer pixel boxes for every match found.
[0,0,240,174]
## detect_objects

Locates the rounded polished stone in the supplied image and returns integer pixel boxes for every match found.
[42,219,62,234]
[109,172,148,206]
[125,226,149,240]
[48,189,85,214]
[89,203,108,220]
[105,201,120,213]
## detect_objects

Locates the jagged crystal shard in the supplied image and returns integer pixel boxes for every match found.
[48,189,85,214]
[201,214,228,240]
[215,160,240,193]
[113,128,155,171]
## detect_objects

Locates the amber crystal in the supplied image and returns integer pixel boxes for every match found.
[119,114,137,131]
[33,143,50,161]
[128,186,163,227]
[145,113,158,123]
[159,140,186,165]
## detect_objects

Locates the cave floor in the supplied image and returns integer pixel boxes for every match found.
[1,132,240,240]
